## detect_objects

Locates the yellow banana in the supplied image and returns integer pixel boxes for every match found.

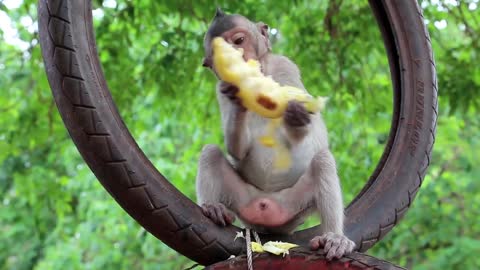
[249,241,299,256]
[212,37,326,119]
[212,37,328,171]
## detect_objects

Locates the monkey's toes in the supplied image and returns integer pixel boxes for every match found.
[309,233,355,260]
[309,235,324,250]
[284,101,311,127]
[201,203,235,226]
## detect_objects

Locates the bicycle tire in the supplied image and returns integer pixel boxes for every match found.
[38,0,437,266]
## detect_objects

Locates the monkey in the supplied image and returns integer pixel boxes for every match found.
[196,8,355,260]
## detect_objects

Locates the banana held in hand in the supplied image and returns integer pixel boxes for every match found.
[212,37,326,119]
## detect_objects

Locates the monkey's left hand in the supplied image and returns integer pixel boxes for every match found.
[309,232,355,260]
[284,101,311,127]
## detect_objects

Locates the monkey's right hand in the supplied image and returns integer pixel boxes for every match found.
[201,203,236,226]
[220,82,246,110]
[284,100,311,127]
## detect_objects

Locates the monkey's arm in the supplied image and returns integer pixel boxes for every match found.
[217,82,252,161]
[269,56,311,142]
[312,150,345,235]
[309,149,355,260]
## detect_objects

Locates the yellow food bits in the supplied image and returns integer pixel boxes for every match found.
[212,37,327,171]
[250,241,299,257]
[212,37,324,119]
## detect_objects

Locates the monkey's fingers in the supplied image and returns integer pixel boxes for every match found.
[201,203,235,227]
[325,244,342,260]
[309,232,338,250]
[323,236,336,252]
[201,204,224,226]
[284,101,311,127]
[220,84,240,98]
[308,235,326,250]
[332,238,351,260]
[223,209,236,225]
[213,205,227,226]
[216,203,236,225]
[221,85,246,110]
[342,237,355,255]
[201,204,212,217]
[202,203,215,214]
[326,236,355,260]
[310,233,355,260]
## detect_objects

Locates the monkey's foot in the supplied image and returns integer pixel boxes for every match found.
[309,232,355,260]
[238,197,293,227]
[201,203,236,226]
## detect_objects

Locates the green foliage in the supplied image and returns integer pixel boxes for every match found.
[0,0,478,269]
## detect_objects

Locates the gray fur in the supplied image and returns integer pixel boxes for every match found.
[196,12,355,260]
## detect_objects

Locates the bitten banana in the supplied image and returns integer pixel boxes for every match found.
[212,37,327,171]
[249,241,299,256]
[212,37,326,119]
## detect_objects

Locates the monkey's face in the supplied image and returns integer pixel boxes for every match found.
[203,17,262,74]
[220,26,258,62]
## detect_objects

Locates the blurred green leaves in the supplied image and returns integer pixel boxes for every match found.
[0,0,479,269]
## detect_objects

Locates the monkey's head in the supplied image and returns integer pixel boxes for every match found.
[202,8,271,70]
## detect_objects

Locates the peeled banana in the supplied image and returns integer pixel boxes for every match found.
[249,241,299,257]
[212,37,326,119]
[212,37,327,171]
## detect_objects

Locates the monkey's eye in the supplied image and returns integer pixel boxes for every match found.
[234,37,245,45]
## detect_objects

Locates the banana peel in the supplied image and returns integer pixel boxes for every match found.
[250,241,299,257]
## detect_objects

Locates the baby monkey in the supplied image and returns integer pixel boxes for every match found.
[196,8,355,260]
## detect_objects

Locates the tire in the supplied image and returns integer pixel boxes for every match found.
[38,0,437,266]
[205,249,406,270]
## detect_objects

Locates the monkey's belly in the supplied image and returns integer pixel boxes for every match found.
[236,148,309,192]
[240,166,299,192]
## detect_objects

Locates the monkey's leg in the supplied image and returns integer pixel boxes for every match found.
[305,150,355,260]
[196,144,294,228]
[196,144,260,226]
[196,144,245,226]
[240,149,355,259]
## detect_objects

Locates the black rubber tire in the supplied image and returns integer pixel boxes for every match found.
[205,249,406,270]
[38,0,437,266]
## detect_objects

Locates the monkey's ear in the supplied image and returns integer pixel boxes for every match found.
[256,22,269,38]
[256,22,271,51]
[215,7,226,18]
